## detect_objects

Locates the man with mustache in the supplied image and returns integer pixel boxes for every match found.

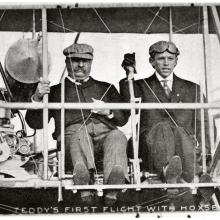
[119,41,211,201]
[25,43,128,206]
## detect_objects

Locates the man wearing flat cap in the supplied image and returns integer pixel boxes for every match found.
[120,41,211,197]
[25,43,128,206]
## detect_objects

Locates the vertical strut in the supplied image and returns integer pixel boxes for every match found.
[169,7,173,42]
[42,7,49,180]
[61,70,65,177]
[32,9,36,39]
[128,79,141,186]
[203,6,215,161]
[210,6,220,44]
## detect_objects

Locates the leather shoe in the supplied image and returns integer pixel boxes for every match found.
[107,165,125,185]
[80,190,94,205]
[104,165,125,206]
[104,191,117,206]
[164,155,182,184]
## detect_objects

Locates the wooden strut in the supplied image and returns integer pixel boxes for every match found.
[202,6,216,162]
[0,3,212,10]
[169,7,173,42]
[2,102,220,110]
[42,7,49,180]
[210,6,220,44]
[209,6,220,176]
[1,178,220,189]
[60,32,81,179]
[127,72,141,186]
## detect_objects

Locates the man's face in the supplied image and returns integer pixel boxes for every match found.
[65,57,92,80]
[150,51,178,78]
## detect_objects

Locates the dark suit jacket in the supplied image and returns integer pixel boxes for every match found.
[25,77,126,139]
[119,73,210,147]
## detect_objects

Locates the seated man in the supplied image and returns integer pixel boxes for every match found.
[25,43,128,206]
[119,41,211,188]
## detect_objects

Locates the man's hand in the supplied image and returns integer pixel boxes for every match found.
[91,98,111,116]
[121,52,136,80]
[33,77,50,102]
[124,66,135,80]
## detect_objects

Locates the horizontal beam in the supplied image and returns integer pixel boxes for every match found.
[65,182,220,190]
[1,102,220,110]
[0,178,220,189]
[0,2,216,10]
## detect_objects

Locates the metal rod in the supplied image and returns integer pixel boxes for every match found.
[74,32,81,43]
[169,7,173,41]
[2,102,220,110]
[210,5,220,44]
[42,7,48,180]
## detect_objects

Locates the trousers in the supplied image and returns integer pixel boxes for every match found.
[59,121,128,184]
[131,121,198,182]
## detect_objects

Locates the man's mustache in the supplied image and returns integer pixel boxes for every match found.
[74,68,84,72]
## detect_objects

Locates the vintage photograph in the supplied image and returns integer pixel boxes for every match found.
[0,0,220,217]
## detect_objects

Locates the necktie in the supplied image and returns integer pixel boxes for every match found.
[76,80,83,85]
[161,79,171,98]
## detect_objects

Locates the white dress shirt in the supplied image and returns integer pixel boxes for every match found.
[155,72,174,91]
[66,76,90,85]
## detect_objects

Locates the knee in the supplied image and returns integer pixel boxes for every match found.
[106,129,127,144]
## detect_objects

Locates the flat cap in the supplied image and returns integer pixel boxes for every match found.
[149,41,180,57]
[63,43,93,60]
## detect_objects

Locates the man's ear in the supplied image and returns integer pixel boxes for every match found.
[174,57,178,67]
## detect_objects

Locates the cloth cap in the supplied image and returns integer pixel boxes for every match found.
[63,43,93,60]
[149,41,180,57]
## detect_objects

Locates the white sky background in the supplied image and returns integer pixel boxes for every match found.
[1,32,220,150]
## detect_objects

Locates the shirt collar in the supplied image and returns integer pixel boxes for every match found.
[155,71,174,82]
[67,76,90,85]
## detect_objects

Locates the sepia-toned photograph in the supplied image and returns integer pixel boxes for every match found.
[0,0,220,217]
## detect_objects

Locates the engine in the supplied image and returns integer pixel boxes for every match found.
[0,91,33,164]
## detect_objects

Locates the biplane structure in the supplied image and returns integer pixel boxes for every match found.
[0,2,220,212]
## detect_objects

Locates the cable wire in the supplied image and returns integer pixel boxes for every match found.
[93,8,111,33]
[144,7,162,34]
